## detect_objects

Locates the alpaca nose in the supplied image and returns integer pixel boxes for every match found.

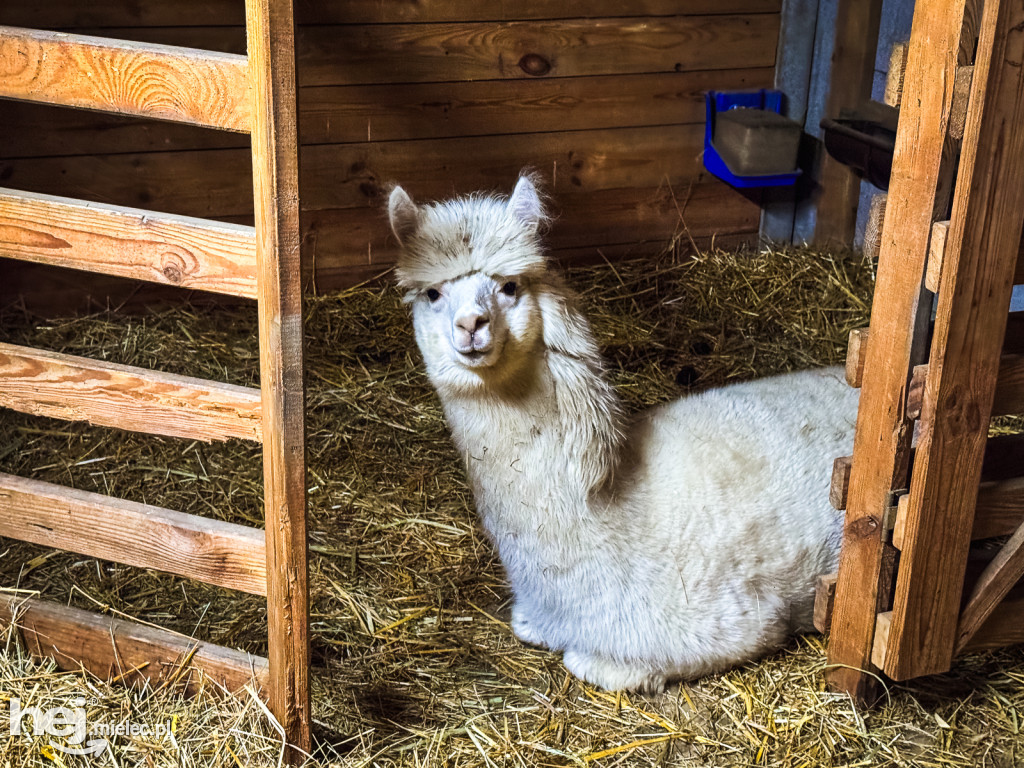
[455,311,489,335]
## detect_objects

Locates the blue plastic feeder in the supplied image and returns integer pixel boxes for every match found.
[704,89,802,189]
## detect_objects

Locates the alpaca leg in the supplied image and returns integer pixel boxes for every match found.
[562,649,667,694]
[510,604,548,648]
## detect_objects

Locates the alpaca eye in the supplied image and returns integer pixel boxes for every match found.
[426,288,441,302]
[501,281,517,297]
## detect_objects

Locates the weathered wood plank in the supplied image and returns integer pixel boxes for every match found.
[959,596,1024,652]
[862,194,887,263]
[77,16,780,86]
[950,65,974,141]
[0,26,251,131]
[907,357,1024,420]
[831,456,853,511]
[0,343,262,442]
[826,0,979,701]
[0,593,268,693]
[884,0,1024,681]
[0,188,257,298]
[2,68,774,158]
[1,0,783,27]
[925,220,951,293]
[814,573,838,633]
[0,125,711,218]
[884,42,908,107]
[302,181,760,270]
[812,0,883,246]
[845,328,869,388]
[956,522,1024,653]
[245,0,310,756]
[0,473,267,595]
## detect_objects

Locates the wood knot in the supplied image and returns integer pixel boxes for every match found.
[160,251,193,284]
[846,515,880,539]
[518,53,552,76]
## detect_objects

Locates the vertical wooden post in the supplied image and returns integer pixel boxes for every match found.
[883,0,1024,681]
[812,0,883,246]
[825,0,975,702]
[245,0,311,759]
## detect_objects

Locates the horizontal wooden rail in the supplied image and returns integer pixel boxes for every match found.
[907,354,1024,418]
[0,593,268,693]
[0,26,251,131]
[0,189,257,298]
[0,473,267,595]
[0,343,262,442]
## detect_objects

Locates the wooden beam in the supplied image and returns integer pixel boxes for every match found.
[830,455,853,510]
[826,0,979,701]
[0,593,268,693]
[812,0,884,246]
[0,473,267,595]
[0,188,257,298]
[959,596,1024,652]
[925,220,951,293]
[0,26,251,132]
[884,42,909,107]
[906,355,1024,419]
[245,0,310,757]
[862,194,887,263]
[884,0,1024,681]
[956,521,1024,652]
[845,328,869,388]
[0,343,262,442]
[814,572,838,633]
[949,65,974,141]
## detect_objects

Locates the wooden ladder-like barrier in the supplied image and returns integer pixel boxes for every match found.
[822,0,1024,701]
[0,2,310,758]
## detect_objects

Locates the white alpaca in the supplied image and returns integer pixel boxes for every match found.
[388,175,860,692]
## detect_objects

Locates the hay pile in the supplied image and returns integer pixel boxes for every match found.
[2,245,1024,767]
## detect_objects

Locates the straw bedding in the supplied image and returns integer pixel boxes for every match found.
[2,244,1023,767]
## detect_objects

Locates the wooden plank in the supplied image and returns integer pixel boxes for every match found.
[0,125,711,218]
[871,611,892,669]
[949,65,974,141]
[959,596,1024,652]
[303,181,760,271]
[1,0,783,27]
[812,0,884,246]
[907,356,1024,419]
[884,41,908,107]
[0,593,268,693]
[956,521,1024,652]
[0,473,267,595]
[245,0,311,757]
[884,0,1024,681]
[814,572,838,633]
[973,477,1024,540]
[0,26,251,132]
[0,188,257,298]
[831,456,853,510]
[862,194,887,263]
[845,328,869,388]
[1,68,774,158]
[826,0,979,701]
[79,16,781,87]
[925,220,951,293]
[0,343,262,442]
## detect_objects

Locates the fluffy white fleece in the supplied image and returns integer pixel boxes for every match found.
[388,176,860,692]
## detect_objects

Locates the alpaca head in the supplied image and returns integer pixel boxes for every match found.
[388,175,553,393]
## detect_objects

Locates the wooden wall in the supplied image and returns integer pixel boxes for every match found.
[0,1,779,297]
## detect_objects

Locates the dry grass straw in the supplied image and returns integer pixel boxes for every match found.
[1,243,1023,766]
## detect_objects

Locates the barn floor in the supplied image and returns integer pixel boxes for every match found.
[2,245,1024,767]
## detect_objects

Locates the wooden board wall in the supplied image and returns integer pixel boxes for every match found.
[0,1,778,299]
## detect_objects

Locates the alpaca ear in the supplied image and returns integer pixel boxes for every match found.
[388,185,421,246]
[507,175,544,231]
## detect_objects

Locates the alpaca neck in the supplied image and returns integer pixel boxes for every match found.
[438,307,625,536]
